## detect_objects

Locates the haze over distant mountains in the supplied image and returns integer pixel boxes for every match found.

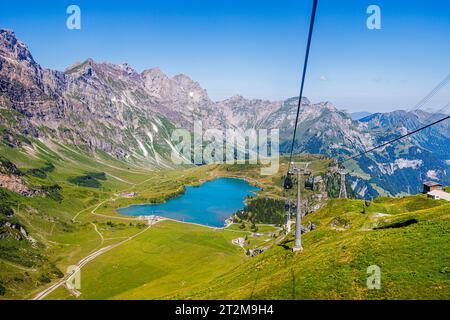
[1,29,449,198]
[351,112,372,121]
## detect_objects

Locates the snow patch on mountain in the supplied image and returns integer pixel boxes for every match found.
[377,159,423,175]
[427,170,438,180]
[395,159,423,169]
[357,185,368,197]
[136,139,148,157]
[146,131,153,143]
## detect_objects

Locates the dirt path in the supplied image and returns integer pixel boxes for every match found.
[0,259,37,272]
[32,217,158,300]
[91,222,104,244]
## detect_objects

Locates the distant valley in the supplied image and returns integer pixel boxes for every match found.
[1,29,449,198]
[0,28,449,301]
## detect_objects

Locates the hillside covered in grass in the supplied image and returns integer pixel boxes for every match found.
[0,135,448,300]
[175,196,450,300]
[0,139,232,299]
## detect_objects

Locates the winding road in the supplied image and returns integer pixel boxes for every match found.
[32,216,158,300]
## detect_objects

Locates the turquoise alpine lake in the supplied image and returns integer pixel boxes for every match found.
[117,178,260,227]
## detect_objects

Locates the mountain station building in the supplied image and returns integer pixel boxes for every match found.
[423,181,450,202]
[423,181,444,193]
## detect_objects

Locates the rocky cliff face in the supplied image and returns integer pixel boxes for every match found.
[1,29,449,197]
[0,30,181,166]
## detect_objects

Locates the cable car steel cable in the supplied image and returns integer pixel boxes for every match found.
[388,75,450,136]
[280,1,449,197]
[338,82,450,168]
[339,113,450,165]
[286,0,318,176]
[408,75,450,113]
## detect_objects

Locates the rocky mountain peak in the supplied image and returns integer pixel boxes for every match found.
[85,58,95,65]
[0,29,37,68]
[142,67,165,77]
[120,62,135,74]
[172,73,209,100]
[227,94,246,102]
[65,58,96,76]
[284,96,311,107]
[141,67,173,99]
[320,101,338,111]
[0,29,47,112]
[1,29,449,199]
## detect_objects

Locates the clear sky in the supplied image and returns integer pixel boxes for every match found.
[1,0,449,112]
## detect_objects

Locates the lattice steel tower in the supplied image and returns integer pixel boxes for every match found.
[339,170,347,199]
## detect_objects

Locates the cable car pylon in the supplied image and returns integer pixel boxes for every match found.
[293,165,303,252]
[283,0,318,252]
[285,162,314,252]
[285,200,292,233]
[339,169,347,199]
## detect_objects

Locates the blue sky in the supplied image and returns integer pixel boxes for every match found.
[1,0,449,112]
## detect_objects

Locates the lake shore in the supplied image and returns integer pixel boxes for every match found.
[116,177,260,228]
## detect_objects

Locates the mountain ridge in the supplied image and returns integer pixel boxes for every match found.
[1,29,449,198]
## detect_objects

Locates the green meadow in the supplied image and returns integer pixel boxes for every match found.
[0,140,449,300]
[179,196,450,300]
[46,220,247,300]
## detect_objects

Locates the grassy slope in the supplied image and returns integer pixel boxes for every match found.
[46,220,247,300]
[176,196,450,300]
[0,139,223,299]
[42,156,329,300]
[0,140,156,299]
[1,139,448,300]
[2,140,301,299]
[44,194,450,300]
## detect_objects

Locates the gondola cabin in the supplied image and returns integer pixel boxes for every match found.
[283,174,293,190]
[305,177,314,190]
[284,202,291,212]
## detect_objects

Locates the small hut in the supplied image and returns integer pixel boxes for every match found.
[423,181,443,194]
